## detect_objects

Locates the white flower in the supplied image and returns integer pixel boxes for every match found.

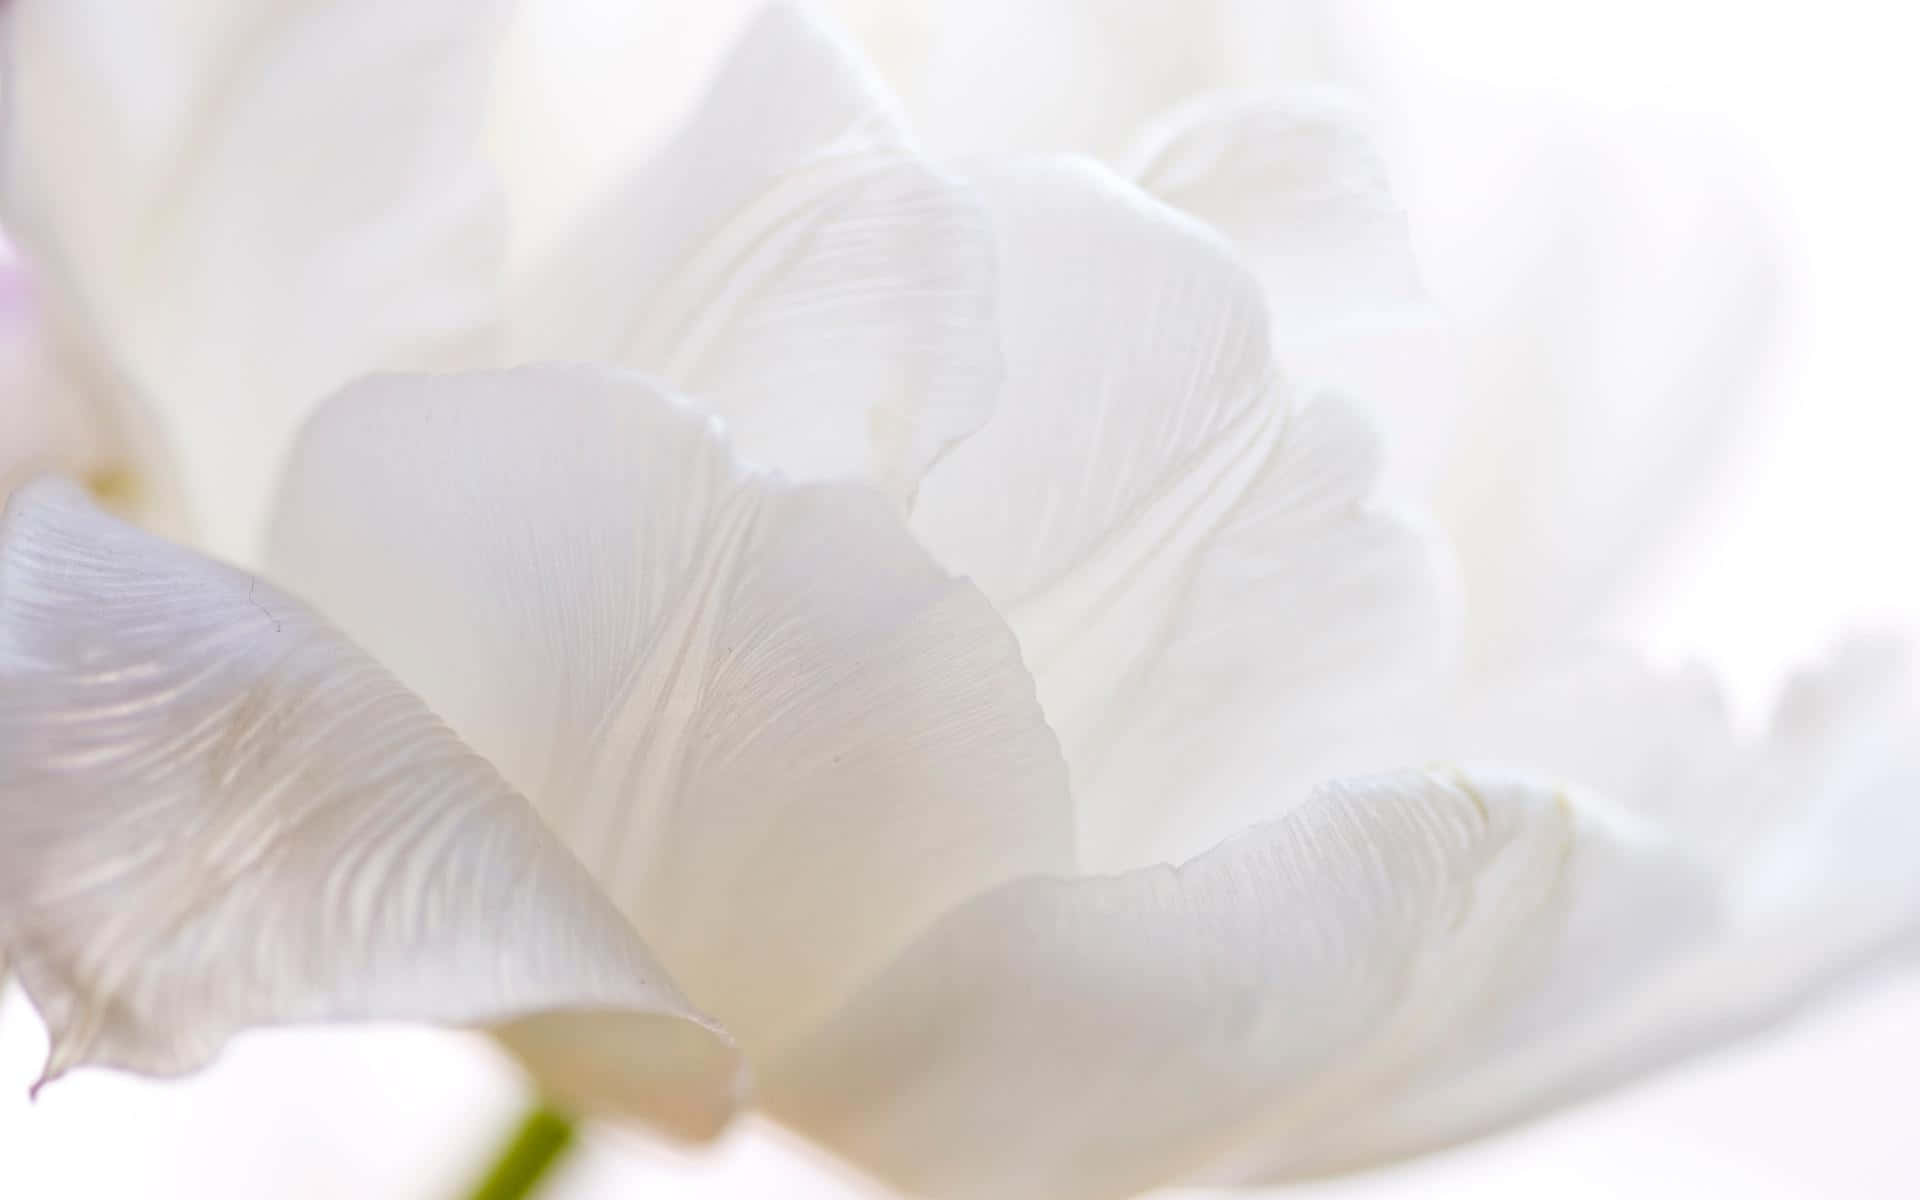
[1,0,996,561]
[0,5,1913,1200]
[820,0,1790,667]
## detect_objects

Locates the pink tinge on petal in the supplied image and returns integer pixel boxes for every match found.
[0,233,179,529]
[0,245,107,498]
[0,245,29,327]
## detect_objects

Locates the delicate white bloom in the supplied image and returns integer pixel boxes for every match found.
[0,0,996,558]
[0,5,1913,1200]
[0,0,511,559]
[2,354,1077,1139]
[827,0,1789,668]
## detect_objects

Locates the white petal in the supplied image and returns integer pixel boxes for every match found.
[0,258,186,533]
[0,480,738,1135]
[877,0,1350,158]
[0,0,507,560]
[1410,123,1787,663]
[0,265,105,499]
[911,158,1455,870]
[491,1,759,262]
[1124,90,1424,344]
[1383,651,1753,862]
[267,366,1072,1057]
[767,768,1635,1200]
[509,3,998,500]
[1724,638,1920,957]
[1267,642,1919,1173]
[1251,789,1724,1179]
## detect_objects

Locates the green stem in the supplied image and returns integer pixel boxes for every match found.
[460,1104,576,1200]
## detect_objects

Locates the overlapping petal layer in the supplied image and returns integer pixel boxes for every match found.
[0,480,738,1136]
[510,3,998,499]
[0,263,111,502]
[0,241,183,535]
[769,768,1707,1199]
[0,0,508,557]
[1249,643,1920,1175]
[838,0,1347,159]
[269,366,1073,1057]
[1399,124,1788,665]
[1125,90,1423,345]
[912,157,1454,869]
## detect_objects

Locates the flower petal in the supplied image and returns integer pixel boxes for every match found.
[0,263,107,500]
[0,480,738,1135]
[766,768,1664,1200]
[1310,651,1750,861]
[1412,125,1787,663]
[1694,640,1920,1011]
[911,158,1455,870]
[508,3,998,500]
[267,365,1072,1057]
[861,0,1349,158]
[491,1,758,261]
[1261,642,1919,1174]
[1124,90,1424,344]
[0,0,508,559]
[0,257,186,532]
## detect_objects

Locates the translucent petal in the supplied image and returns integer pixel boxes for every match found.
[911,158,1454,869]
[1125,89,1424,344]
[268,365,1072,1056]
[768,768,1632,1199]
[861,0,1349,158]
[1411,124,1788,663]
[2,290,191,549]
[0,0,507,559]
[1257,642,1920,1174]
[0,264,111,502]
[509,3,998,500]
[0,480,738,1135]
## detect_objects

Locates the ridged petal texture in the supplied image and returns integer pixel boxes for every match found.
[0,480,739,1137]
[1262,642,1920,1174]
[509,3,998,500]
[767,768,1709,1199]
[0,0,507,560]
[912,157,1455,870]
[268,365,1073,1059]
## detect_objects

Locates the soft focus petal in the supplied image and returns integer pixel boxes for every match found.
[0,0,507,559]
[1335,651,1750,861]
[509,3,998,500]
[768,768,1681,1199]
[0,260,106,499]
[268,365,1072,1057]
[1708,639,1920,997]
[1250,784,1726,1179]
[912,158,1454,869]
[490,1,758,263]
[0,253,185,531]
[1124,89,1424,343]
[1408,122,1787,663]
[850,0,1350,158]
[0,480,738,1136]
[1262,642,1919,1172]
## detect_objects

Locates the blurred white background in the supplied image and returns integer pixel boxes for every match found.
[6,0,1919,1195]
